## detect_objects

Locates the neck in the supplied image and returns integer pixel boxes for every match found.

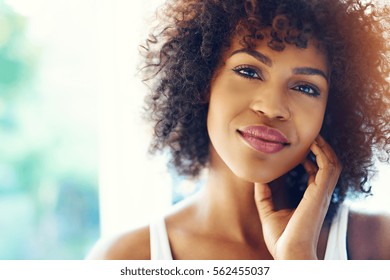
[193,149,290,244]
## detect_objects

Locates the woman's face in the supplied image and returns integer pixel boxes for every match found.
[207,37,329,183]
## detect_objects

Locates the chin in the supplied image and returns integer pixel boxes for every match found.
[230,157,305,184]
[232,167,282,184]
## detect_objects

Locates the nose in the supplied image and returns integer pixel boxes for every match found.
[250,85,291,121]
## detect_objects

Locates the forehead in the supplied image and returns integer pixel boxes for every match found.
[222,35,329,73]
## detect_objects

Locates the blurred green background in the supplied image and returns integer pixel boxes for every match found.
[0,0,99,259]
[0,0,388,260]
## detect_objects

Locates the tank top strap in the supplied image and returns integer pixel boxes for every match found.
[150,217,173,260]
[324,204,349,260]
[150,206,349,260]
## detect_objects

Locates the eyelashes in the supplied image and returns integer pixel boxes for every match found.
[291,84,320,97]
[232,65,321,97]
[232,65,262,80]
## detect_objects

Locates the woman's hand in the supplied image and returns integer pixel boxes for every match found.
[254,135,342,259]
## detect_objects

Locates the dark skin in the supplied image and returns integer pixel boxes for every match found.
[86,137,389,259]
[87,37,390,261]
[86,194,390,260]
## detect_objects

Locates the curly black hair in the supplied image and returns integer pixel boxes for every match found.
[140,0,390,220]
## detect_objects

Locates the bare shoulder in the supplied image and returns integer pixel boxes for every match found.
[86,226,150,260]
[348,206,390,260]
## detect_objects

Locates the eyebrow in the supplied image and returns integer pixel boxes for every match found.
[230,48,273,67]
[293,67,329,82]
[230,48,329,82]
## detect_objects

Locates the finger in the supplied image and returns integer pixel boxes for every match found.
[286,141,340,234]
[314,135,340,168]
[302,158,317,186]
[309,142,328,188]
[282,138,342,243]
[254,183,275,221]
[310,141,341,196]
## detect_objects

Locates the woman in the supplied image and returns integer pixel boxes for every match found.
[88,0,390,259]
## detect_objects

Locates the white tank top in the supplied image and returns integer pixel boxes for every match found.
[150,204,349,260]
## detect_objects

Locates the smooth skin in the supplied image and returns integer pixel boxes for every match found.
[87,37,390,260]
[255,136,341,259]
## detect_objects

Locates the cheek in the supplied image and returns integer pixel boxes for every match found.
[301,121,322,143]
[207,81,249,133]
[295,107,325,154]
[207,96,238,146]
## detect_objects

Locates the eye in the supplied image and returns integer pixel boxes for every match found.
[292,84,320,97]
[232,65,261,80]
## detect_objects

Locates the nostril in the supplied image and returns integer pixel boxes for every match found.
[255,108,290,121]
[251,99,291,121]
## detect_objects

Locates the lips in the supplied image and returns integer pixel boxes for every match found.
[238,125,290,154]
